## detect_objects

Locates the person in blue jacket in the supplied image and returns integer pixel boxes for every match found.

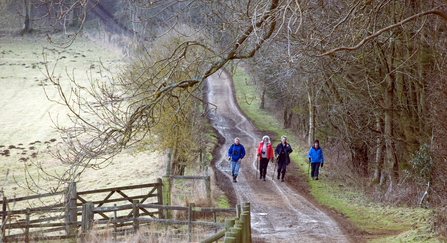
[228,137,246,183]
[308,139,324,180]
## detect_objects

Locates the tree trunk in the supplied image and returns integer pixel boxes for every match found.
[22,0,32,34]
[385,76,397,182]
[385,0,399,183]
[260,88,265,109]
[374,116,384,184]
[308,87,315,146]
[286,110,293,129]
[68,0,75,27]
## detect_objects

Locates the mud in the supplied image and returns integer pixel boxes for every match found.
[205,70,357,242]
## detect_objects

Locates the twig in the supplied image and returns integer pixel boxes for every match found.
[317,9,447,57]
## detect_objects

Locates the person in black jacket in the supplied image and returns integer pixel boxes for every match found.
[274,135,293,182]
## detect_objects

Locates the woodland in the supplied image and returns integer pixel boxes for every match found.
[1,0,447,237]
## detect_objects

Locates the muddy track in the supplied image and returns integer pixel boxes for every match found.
[205,70,352,242]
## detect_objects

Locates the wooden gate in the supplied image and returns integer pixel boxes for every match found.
[0,179,163,242]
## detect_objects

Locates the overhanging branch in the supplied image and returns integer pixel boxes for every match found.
[317,9,447,57]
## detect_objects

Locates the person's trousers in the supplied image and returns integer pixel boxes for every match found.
[231,161,241,176]
[277,161,287,178]
[311,162,321,178]
[259,158,269,178]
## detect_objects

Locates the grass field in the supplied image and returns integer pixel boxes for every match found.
[0,35,165,202]
[231,65,437,242]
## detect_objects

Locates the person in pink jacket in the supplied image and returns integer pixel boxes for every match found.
[257,135,274,181]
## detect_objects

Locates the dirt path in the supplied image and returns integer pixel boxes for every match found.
[205,70,351,242]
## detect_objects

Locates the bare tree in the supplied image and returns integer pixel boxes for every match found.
[16,0,310,192]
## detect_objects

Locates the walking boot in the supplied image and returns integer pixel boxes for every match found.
[234,176,238,183]
[263,176,266,181]
[277,172,280,180]
[281,175,285,182]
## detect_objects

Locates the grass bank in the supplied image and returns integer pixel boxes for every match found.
[231,65,437,242]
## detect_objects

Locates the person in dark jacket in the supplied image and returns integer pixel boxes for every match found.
[274,135,293,182]
[308,139,324,180]
[228,137,246,183]
[256,135,274,181]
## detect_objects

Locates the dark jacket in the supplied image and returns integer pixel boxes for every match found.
[308,146,324,164]
[275,143,293,165]
[228,143,246,162]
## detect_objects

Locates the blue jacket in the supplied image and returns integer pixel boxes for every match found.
[228,143,246,162]
[308,146,324,164]
[275,143,293,165]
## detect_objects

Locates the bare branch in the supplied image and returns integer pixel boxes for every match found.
[318,8,447,57]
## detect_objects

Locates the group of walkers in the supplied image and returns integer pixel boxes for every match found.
[228,136,324,182]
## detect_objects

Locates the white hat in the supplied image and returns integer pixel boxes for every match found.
[261,135,271,143]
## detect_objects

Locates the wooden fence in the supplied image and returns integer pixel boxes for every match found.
[80,201,236,242]
[0,178,248,243]
[0,179,163,242]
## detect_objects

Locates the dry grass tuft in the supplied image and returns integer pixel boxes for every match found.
[81,221,219,243]
[430,208,447,239]
[171,176,214,221]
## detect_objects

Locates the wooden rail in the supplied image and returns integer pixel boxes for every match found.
[1,180,163,243]
[0,192,64,204]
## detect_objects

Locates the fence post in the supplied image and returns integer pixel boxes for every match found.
[162,176,171,219]
[225,231,237,241]
[236,204,241,218]
[241,212,250,243]
[234,219,244,243]
[1,197,6,243]
[242,202,251,242]
[225,218,235,228]
[188,203,193,242]
[163,148,172,219]
[1,197,5,226]
[204,176,211,199]
[113,203,117,242]
[164,203,168,219]
[232,225,242,243]
[25,208,30,243]
[64,182,77,237]
[190,203,196,221]
[164,203,168,231]
[156,178,163,219]
[132,200,139,232]
[224,237,235,243]
[81,202,94,243]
